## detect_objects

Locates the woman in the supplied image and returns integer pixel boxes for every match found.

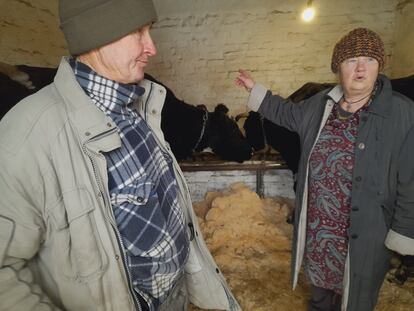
[236,28,414,311]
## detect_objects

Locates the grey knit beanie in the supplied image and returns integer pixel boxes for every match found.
[59,0,157,55]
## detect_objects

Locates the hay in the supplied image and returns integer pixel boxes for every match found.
[189,183,414,310]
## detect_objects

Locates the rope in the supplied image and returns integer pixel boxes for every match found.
[192,109,208,153]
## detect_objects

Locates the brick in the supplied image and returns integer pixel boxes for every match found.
[1,0,411,115]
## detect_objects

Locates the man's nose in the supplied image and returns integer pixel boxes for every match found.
[145,34,157,56]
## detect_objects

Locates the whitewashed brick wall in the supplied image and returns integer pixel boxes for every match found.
[0,0,66,67]
[148,0,399,114]
[1,0,412,114]
[392,0,414,77]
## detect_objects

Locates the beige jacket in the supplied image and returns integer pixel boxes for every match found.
[0,58,240,311]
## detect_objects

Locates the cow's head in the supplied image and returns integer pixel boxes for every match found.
[241,111,266,152]
[203,104,253,162]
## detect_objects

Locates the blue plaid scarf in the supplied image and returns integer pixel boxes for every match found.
[70,59,189,310]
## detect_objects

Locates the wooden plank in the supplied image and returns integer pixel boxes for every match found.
[179,151,295,202]
[180,160,286,172]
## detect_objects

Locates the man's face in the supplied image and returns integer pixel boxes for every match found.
[338,56,379,96]
[92,24,157,84]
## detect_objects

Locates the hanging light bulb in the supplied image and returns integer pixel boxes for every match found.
[302,0,315,22]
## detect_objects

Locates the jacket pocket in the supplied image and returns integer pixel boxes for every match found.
[48,187,107,281]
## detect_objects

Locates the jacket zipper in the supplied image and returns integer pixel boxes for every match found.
[171,161,239,311]
[142,86,238,310]
[114,225,142,311]
[83,130,142,311]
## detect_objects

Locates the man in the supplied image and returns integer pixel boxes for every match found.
[0,0,240,310]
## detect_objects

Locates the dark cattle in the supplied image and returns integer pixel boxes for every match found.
[243,111,300,174]
[242,82,335,175]
[288,82,335,103]
[391,75,414,102]
[0,64,57,118]
[148,74,252,162]
[0,63,252,162]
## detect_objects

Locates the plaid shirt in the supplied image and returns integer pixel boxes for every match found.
[70,59,189,310]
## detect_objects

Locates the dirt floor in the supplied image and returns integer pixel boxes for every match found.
[189,183,414,311]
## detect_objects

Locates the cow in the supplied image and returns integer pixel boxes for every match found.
[0,64,57,118]
[0,62,252,162]
[148,74,253,162]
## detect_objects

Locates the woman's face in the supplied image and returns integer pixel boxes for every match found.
[339,56,379,96]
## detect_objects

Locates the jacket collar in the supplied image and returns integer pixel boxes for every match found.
[327,84,343,104]
[326,74,393,118]
[367,74,393,118]
[69,58,144,115]
[54,57,121,152]
[136,78,167,131]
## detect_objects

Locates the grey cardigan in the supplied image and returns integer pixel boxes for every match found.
[248,74,414,311]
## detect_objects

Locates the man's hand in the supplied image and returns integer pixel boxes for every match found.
[235,69,255,92]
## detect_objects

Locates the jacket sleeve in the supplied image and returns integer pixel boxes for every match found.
[0,169,61,310]
[385,124,414,255]
[247,83,312,133]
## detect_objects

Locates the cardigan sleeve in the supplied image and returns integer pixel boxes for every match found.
[385,124,414,255]
[247,83,313,134]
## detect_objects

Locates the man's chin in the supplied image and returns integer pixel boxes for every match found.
[128,72,145,84]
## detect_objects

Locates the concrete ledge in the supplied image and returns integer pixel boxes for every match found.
[179,152,295,202]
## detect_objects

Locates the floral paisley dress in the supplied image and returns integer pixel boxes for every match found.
[305,102,368,294]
